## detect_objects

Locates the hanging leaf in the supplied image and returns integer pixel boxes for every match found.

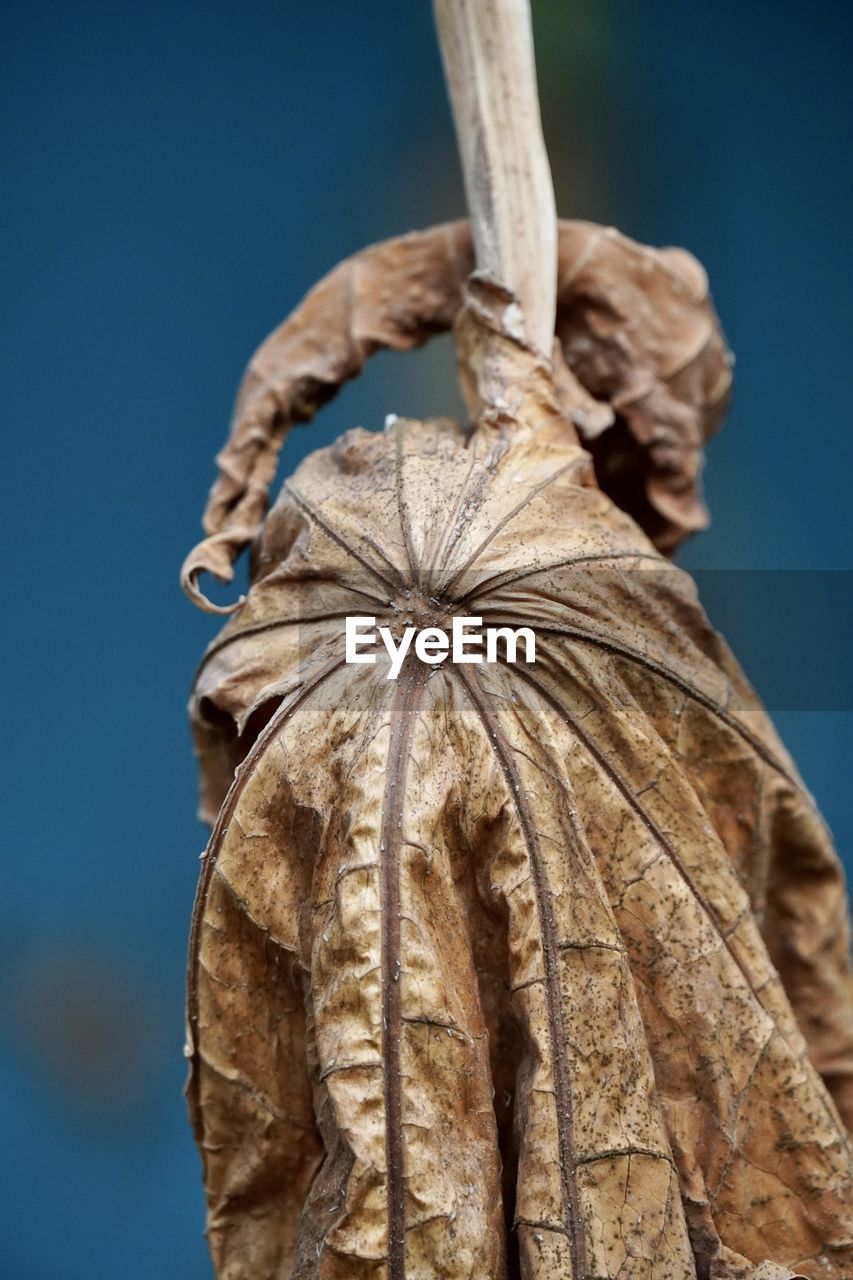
[184,225,853,1280]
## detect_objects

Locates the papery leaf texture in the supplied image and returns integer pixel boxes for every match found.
[184,223,853,1280]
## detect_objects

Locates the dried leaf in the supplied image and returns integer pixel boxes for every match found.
[185,226,853,1279]
[180,221,730,614]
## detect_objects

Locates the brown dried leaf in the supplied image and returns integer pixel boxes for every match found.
[180,220,730,613]
[185,229,853,1279]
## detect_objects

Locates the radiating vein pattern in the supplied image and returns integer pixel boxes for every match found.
[188,410,853,1280]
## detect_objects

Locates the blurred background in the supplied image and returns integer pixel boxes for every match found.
[2,1,852,1274]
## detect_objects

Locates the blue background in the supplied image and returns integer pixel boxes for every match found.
[2,1,851,1275]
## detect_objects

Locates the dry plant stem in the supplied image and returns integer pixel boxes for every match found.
[433,0,557,354]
